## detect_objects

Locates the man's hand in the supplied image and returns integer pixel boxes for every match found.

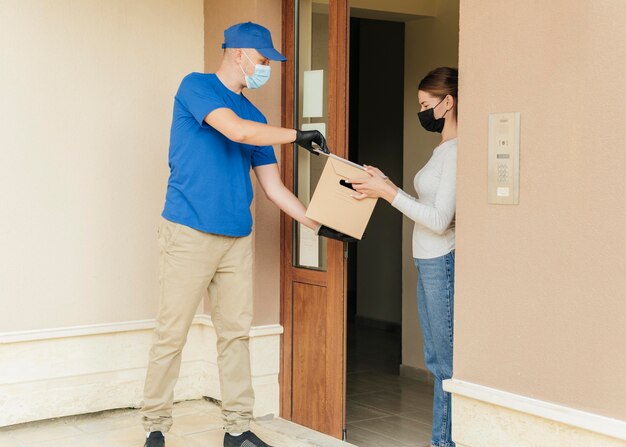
[317,225,358,243]
[294,130,330,155]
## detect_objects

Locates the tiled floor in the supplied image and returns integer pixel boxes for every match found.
[0,399,357,447]
[346,323,434,447]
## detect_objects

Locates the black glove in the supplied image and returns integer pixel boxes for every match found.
[294,129,330,155]
[317,225,358,243]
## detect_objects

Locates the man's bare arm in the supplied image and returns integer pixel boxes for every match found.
[253,163,320,230]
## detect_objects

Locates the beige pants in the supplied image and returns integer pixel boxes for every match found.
[141,218,254,433]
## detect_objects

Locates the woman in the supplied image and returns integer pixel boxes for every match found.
[350,67,458,447]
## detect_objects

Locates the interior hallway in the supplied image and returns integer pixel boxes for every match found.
[346,323,434,446]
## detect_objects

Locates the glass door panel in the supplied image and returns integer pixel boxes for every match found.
[293,0,329,271]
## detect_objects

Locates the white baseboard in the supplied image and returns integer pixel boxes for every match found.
[0,316,283,427]
[444,379,626,446]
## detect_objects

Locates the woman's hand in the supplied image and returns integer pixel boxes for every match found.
[349,165,399,203]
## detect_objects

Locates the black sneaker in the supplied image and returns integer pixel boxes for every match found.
[224,431,274,447]
[144,431,165,447]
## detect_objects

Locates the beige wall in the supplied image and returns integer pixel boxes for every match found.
[203,0,283,326]
[455,0,626,420]
[0,0,204,332]
[401,0,460,371]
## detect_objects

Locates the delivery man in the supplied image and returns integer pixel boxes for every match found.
[140,22,352,447]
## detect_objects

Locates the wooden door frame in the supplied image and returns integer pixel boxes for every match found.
[280,0,350,438]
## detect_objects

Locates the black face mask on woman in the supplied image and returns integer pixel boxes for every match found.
[417,97,448,133]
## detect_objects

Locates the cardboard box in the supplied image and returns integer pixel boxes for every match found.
[305,154,377,240]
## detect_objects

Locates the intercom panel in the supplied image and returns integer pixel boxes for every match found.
[488,112,520,204]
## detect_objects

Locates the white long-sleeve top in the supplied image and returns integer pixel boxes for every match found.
[391,138,457,259]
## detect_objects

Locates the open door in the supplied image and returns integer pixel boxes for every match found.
[280,0,349,439]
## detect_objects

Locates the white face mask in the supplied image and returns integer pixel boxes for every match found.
[239,50,271,89]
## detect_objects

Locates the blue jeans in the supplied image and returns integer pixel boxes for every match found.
[414,251,455,447]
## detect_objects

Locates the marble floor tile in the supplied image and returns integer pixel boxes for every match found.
[350,389,432,415]
[5,322,434,447]
[0,430,23,447]
[8,422,84,445]
[167,412,223,436]
[345,425,412,447]
[254,420,355,447]
[349,415,432,446]
[74,410,138,434]
[346,323,434,446]
[26,432,105,447]
[1,400,357,447]
[346,400,394,424]
[346,373,390,396]
[186,428,227,446]
[254,417,312,437]
[396,407,433,424]
[160,432,201,447]
[171,400,207,418]
[93,423,148,447]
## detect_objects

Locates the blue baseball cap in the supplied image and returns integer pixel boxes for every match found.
[222,22,287,62]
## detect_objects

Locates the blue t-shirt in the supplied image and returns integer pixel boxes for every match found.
[162,73,277,236]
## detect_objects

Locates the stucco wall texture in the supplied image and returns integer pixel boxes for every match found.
[203,0,283,326]
[0,0,204,331]
[454,0,626,420]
